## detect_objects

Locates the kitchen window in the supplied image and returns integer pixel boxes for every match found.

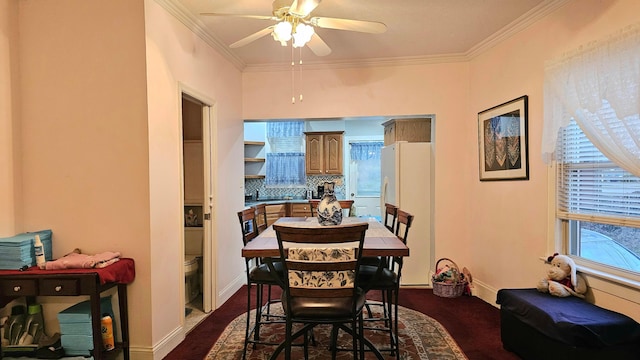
[544,23,640,283]
[265,121,306,187]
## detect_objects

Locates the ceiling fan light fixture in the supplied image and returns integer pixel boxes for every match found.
[273,21,293,45]
[293,23,314,48]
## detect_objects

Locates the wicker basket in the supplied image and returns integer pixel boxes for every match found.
[432,258,467,298]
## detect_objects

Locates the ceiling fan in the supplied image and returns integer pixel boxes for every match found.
[201,0,387,57]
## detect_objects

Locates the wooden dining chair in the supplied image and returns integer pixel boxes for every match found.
[308,199,320,217]
[339,200,355,217]
[237,208,284,360]
[359,209,414,359]
[309,199,354,217]
[270,223,384,360]
[383,203,398,232]
[254,203,268,234]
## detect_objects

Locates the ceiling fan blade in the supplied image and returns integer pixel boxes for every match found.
[289,0,321,17]
[311,17,387,34]
[306,33,331,56]
[200,13,277,21]
[230,26,274,48]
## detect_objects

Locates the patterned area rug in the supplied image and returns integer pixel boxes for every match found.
[206,302,468,359]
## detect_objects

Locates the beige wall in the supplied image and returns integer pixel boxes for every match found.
[3,0,244,358]
[467,0,640,319]
[144,0,244,356]
[0,0,20,237]
[243,0,640,321]
[244,62,474,271]
[15,0,153,348]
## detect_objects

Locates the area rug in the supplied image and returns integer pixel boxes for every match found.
[206,302,467,359]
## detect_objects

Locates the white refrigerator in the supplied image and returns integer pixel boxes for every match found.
[381,141,433,285]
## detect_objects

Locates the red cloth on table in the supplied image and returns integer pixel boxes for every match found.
[0,257,135,285]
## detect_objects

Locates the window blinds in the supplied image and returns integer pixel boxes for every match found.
[557,119,640,227]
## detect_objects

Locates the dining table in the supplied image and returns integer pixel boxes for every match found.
[241,216,409,360]
[242,216,410,258]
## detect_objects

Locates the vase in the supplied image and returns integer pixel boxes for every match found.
[317,181,342,225]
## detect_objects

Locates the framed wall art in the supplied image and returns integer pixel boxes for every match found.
[478,95,529,181]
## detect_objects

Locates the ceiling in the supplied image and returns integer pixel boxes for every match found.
[163,0,565,69]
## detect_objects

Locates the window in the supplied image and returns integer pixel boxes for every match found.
[544,23,640,283]
[349,142,383,197]
[265,121,306,187]
[557,118,640,274]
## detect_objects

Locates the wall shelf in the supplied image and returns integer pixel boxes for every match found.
[244,141,266,179]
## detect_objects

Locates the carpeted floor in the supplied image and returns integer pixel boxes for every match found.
[164,286,521,360]
[207,302,467,359]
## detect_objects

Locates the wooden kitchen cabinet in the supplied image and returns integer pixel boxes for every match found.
[289,203,313,217]
[305,131,344,175]
[382,118,431,145]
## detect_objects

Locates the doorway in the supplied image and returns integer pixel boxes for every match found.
[346,137,384,219]
[181,88,216,332]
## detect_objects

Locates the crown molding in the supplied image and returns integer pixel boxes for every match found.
[465,0,570,59]
[243,53,469,73]
[154,0,246,71]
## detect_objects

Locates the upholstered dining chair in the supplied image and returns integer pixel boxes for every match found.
[237,208,284,360]
[359,209,414,359]
[270,223,384,360]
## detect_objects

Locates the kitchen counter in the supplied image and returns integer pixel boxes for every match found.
[245,199,314,207]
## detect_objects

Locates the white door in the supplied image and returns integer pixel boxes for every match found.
[347,140,383,218]
[201,104,214,313]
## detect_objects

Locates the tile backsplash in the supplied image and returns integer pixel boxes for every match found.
[245,175,346,201]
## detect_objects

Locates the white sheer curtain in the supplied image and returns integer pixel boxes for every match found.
[542,22,640,177]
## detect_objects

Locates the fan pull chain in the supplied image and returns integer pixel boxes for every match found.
[291,43,295,104]
[299,46,303,103]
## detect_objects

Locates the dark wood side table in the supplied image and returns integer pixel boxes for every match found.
[0,258,135,360]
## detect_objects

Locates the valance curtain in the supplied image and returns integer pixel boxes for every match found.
[266,152,306,186]
[350,142,383,161]
[266,121,306,186]
[542,23,640,177]
[267,121,304,138]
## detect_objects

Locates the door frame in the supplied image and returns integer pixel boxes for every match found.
[179,83,217,315]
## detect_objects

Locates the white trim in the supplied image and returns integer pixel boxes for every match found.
[143,325,185,360]
[178,82,218,314]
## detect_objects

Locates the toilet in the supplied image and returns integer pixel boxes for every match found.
[184,227,203,304]
[184,255,199,303]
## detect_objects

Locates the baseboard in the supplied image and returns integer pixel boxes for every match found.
[127,324,183,360]
[216,273,245,308]
[470,279,500,308]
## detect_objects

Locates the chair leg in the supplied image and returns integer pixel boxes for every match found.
[330,325,338,360]
[253,284,263,344]
[284,320,293,360]
[386,289,395,356]
[393,287,400,360]
[242,284,252,360]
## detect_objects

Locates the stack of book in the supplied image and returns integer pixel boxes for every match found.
[57,296,115,357]
[0,230,52,270]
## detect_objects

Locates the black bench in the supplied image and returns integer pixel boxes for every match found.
[496,288,640,360]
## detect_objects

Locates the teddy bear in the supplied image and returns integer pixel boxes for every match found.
[537,253,587,298]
